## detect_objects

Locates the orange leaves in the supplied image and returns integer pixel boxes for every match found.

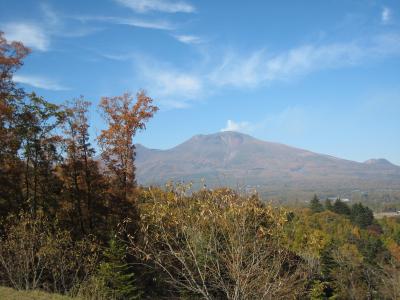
[387,239,400,262]
[98,91,158,182]
[0,31,30,66]
[132,90,159,130]
[98,91,158,142]
[0,31,30,101]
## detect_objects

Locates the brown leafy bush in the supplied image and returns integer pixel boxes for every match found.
[127,186,309,299]
[0,211,99,294]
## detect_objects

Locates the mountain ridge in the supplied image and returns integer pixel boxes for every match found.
[135,131,400,197]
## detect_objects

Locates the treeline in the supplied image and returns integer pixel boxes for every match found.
[1,32,400,299]
[0,32,157,298]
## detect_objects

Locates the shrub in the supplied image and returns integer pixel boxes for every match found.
[0,211,99,294]
[127,186,310,299]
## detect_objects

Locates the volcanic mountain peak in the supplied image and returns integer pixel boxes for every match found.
[364,158,397,167]
[135,132,400,195]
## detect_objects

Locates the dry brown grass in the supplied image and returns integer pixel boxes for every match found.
[0,286,77,300]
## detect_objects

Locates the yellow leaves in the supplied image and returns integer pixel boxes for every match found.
[257,226,267,238]
[309,230,329,254]
[128,185,315,299]
[337,243,364,265]
[387,239,400,262]
[352,226,361,239]
[136,185,289,257]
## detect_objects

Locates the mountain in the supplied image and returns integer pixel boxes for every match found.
[363,158,397,168]
[135,131,400,198]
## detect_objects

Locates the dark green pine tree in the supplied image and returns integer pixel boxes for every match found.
[97,235,141,299]
[350,203,374,229]
[332,198,351,216]
[309,194,324,213]
[319,244,338,298]
[325,199,333,211]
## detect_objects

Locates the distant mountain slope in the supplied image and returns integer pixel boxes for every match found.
[135,131,400,194]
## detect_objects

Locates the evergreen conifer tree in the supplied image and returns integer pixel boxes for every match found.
[97,235,141,299]
[325,199,333,211]
[309,194,324,213]
[351,203,374,228]
[332,198,351,216]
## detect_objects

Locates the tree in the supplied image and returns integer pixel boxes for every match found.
[98,91,158,220]
[350,203,374,229]
[325,198,333,211]
[18,93,65,217]
[379,259,400,299]
[59,97,107,237]
[0,31,30,101]
[330,244,369,299]
[129,186,309,299]
[96,235,140,299]
[309,194,324,213]
[332,198,351,216]
[0,32,30,219]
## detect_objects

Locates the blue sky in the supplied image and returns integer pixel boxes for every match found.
[1,0,400,164]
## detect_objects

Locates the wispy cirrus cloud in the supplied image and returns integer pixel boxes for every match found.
[100,52,135,61]
[382,7,392,25]
[40,3,59,26]
[115,0,195,14]
[13,74,69,91]
[114,17,174,30]
[2,4,104,52]
[210,33,400,88]
[135,58,203,108]
[2,23,49,51]
[126,33,400,109]
[173,34,203,44]
[75,15,174,30]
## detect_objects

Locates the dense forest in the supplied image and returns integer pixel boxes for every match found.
[1,31,400,300]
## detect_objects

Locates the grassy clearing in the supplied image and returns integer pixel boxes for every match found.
[0,286,76,300]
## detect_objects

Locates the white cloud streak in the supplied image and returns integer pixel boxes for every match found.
[131,33,400,109]
[210,33,400,88]
[382,7,392,24]
[221,120,252,133]
[117,17,174,30]
[76,15,174,30]
[40,3,59,26]
[3,23,49,51]
[115,0,195,13]
[13,75,69,91]
[173,34,202,44]
[136,58,203,108]
[2,4,104,52]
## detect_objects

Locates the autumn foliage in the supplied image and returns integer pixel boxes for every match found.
[98,91,158,220]
[1,30,400,300]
